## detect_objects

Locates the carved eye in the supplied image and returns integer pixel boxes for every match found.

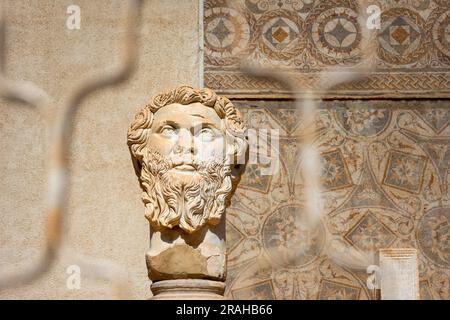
[196,128,215,142]
[159,125,178,138]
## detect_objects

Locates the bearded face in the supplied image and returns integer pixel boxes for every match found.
[140,150,231,233]
[135,102,234,233]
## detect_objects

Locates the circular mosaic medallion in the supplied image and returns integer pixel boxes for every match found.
[377,8,428,65]
[310,6,361,64]
[204,6,255,66]
[417,207,450,268]
[262,205,325,268]
[255,10,304,61]
[432,9,450,65]
[334,104,392,137]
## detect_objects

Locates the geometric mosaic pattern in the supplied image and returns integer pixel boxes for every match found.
[204,0,450,98]
[226,100,450,300]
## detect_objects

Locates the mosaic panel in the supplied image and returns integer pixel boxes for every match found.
[262,205,325,268]
[204,0,450,98]
[320,149,354,191]
[231,280,276,299]
[226,100,450,300]
[382,150,427,194]
[344,211,396,253]
[318,279,362,300]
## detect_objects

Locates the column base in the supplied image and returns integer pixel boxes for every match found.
[150,279,225,300]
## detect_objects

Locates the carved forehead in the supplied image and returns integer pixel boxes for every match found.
[152,102,223,128]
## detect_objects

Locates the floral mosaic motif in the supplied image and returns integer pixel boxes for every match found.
[262,205,325,267]
[383,150,427,194]
[429,271,450,299]
[415,108,450,134]
[279,139,303,186]
[344,211,396,253]
[334,105,392,137]
[204,0,450,98]
[434,0,450,8]
[318,279,361,300]
[239,162,274,193]
[266,108,303,134]
[417,207,450,268]
[231,280,276,299]
[320,149,353,191]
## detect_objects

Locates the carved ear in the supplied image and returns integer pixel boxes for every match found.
[225,131,248,193]
[234,133,248,163]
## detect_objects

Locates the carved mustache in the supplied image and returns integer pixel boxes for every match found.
[170,157,199,170]
[146,150,225,175]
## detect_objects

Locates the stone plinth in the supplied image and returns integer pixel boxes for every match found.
[151,279,225,300]
[146,223,226,281]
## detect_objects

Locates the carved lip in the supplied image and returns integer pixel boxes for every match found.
[173,164,196,171]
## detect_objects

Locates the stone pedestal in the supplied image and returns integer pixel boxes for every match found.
[146,223,226,281]
[379,248,420,300]
[151,279,225,300]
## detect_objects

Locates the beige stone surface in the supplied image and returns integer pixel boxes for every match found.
[0,0,201,299]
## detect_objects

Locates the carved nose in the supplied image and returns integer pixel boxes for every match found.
[174,129,194,155]
[174,145,193,155]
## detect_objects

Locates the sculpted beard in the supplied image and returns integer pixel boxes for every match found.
[139,150,232,233]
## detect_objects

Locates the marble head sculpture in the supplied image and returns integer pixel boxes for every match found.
[127,86,247,296]
[128,85,247,233]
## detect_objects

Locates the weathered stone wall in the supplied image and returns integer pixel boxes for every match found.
[0,0,201,299]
